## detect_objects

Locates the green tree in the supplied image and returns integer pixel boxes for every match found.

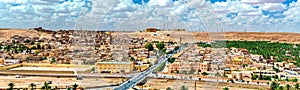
[223,87,229,90]
[37,43,41,49]
[252,74,258,80]
[41,82,51,90]
[180,85,188,90]
[174,46,180,51]
[278,86,283,90]
[47,45,52,49]
[145,43,154,51]
[168,57,176,63]
[270,82,278,90]
[295,83,300,90]
[129,57,135,61]
[156,42,165,51]
[201,72,209,76]
[8,83,15,90]
[30,41,35,45]
[67,88,71,90]
[273,67,280,73]
[51,58,56,63]
[72,83,78,90]
[24,39,30,43]
[263,76,272,80]
[5,45,11,51]
[292,78,298,82]
[286,77,290,82]
[162,48,167,53]
[242,64,248,68]
[166,87,172,90]
[29,83,36,90]
[31,46,37,50]
[286,84,291,90]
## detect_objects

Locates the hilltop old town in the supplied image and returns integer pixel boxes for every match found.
[0,28,300,90]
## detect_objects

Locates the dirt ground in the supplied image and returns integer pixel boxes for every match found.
[0,75,269,90]
[2,29,300,44]
[128,31,300,43]
[0,75,123,89]
[138,78,269,90]
[0,29,52,41]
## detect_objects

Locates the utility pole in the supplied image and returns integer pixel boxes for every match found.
[179,36,182,46]
[194,80,196,90]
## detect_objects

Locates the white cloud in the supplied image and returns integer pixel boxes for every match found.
[0,0,299,32]
[260,3,287,12]
[148,0,173,7]
[241,0,286,4]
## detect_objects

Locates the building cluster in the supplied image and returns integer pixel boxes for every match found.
[0,28,182,74]
[224,47,299,83]
[167,45,214,74]
[164,44,300,84]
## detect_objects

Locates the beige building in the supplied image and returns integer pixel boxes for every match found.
[199,62,211,72]
[168,62,211,73]
[25,56,43,63]
[229,71,252,82]
[96,62,134,74]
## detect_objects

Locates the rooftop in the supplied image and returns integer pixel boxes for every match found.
[97,61,132,65]
[9,67,89,72]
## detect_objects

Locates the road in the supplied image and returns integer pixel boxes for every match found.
[113,46,186,90]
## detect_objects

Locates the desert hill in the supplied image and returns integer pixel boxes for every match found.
[130,31,300,44]
[1,28,300,44]
[0,28,52,42]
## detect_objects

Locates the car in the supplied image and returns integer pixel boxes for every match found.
[15,75,20,78]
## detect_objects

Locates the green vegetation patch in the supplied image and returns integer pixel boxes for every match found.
[198,41,300,66]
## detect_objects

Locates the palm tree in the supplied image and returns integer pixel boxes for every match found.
[72,83,78,90]
[8,83,15,90]
[29,83,36,90]
[41,82,51,90]
[295,83,300,90]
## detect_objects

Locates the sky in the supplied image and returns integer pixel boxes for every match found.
[0,0,300,32]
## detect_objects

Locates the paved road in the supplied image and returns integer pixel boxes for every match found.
[113,46,186,90]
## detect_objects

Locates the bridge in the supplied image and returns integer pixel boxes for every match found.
[113,45,186,90]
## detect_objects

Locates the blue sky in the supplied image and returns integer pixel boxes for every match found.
[0,0,299,32]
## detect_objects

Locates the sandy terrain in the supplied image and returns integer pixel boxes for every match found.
[0,28,52,41]
[1,29,300,43]
[127,31,300,43]
[139,78,269,90]
[10,67,90,72]
[0,76,123,89]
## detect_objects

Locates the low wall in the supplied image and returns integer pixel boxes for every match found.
[22,63,92,68]
[0,63,93,75]
[0,64,22,70]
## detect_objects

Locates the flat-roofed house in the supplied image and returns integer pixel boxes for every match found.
[25,56,43,63]
[199,62,211,72]
[96,62,134,74]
